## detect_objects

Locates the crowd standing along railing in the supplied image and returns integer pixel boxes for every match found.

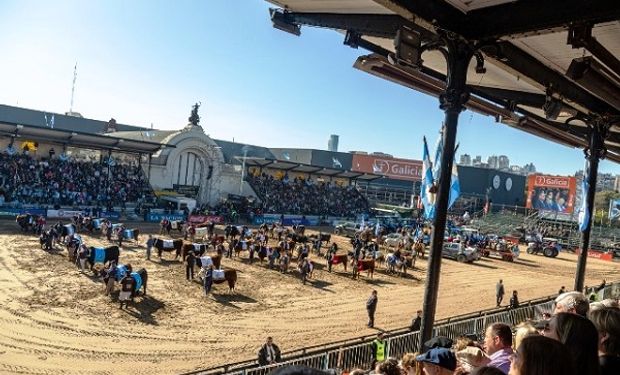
[184,297,559,375]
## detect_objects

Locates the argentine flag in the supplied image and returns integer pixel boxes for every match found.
[421,137,436,220]
[448,162,460,209]
[578,176,590,232]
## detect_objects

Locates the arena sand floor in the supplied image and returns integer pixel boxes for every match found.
[0,223,617,374]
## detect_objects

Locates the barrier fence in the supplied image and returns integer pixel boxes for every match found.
[184,297,558,375]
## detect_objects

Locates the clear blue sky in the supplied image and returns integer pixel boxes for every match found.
[0,0,617,176]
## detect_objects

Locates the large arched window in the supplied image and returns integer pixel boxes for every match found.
[176,151,204,186]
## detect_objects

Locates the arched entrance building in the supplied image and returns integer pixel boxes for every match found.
[145,125,231,204]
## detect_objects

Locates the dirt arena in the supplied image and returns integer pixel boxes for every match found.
[0,223,617,375]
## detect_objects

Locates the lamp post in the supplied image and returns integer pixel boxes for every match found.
[240,145,251,195]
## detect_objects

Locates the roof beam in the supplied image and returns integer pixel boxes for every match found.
[568,24,620,80]
[464,0,620,40]
[271,10,435,40]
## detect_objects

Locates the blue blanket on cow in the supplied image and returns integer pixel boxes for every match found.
[64,224,75,235]
[131,272,142,292]
[93,247,106,263]
[112,223,123,230]
[92,219,102,230]
[122,229,134,240]
[115,265,128,281]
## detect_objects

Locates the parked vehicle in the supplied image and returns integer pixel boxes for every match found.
[526,238,560,258]
[480,241,519,261]
[442,242,480,263]
[334,222,362,237]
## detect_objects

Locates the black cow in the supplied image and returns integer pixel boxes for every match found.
[153,238,183,259]
[87,246,120,271]
[16,214,35,232]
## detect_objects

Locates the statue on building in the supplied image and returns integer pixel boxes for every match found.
[188,102,201,127]
[105,118,118,133]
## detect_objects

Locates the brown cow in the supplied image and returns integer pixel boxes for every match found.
[352,258,375,279]
[196,254,222,270]
[327,253,348,273]
[181,242,210,260]
[212,269,237,293]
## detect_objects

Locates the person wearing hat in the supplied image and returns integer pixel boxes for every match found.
[370,332,387,369]
[416,347,457,375]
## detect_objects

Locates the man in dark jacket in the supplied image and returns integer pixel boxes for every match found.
[186,251,195,281]
[258,337,281,366]
[410,310,422,331]
[366,290,378,328]
[496,279,505,307]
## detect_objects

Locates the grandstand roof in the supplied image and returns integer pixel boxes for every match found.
[0,121,171,154]
[0,104,173,154]
[239,156,383,180]
[266,0,620,162]
[213,139,276,164]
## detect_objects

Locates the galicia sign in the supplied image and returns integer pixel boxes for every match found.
[534,176,570,188]
[352,154,422,181]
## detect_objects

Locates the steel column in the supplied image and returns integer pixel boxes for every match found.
[574,124,606,292]
[419,37,472,351]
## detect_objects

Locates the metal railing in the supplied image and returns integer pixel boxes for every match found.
[184,297,556,375]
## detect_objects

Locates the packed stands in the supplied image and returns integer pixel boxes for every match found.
[248,174,369,217]
[0,153,153,209]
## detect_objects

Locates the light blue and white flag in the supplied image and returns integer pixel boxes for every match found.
[578,174,590,232]
[432,131,443,180]
[421,137,436,220]
[448,162,460,209]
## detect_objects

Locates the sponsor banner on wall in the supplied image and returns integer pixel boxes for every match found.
[575,248,613,261]
[252,214,320,226]
[351,154,422,181]
[0,208,47,217]
[188,215,224,224]
[146,213,186,223]
[99,211,121,220]
[47,209,87,219]
[525,175,577,213]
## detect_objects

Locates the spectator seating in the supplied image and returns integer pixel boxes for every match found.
[248,174,369,217]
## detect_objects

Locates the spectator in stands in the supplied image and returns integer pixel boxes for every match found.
[415,347,457,375]
[554,291,589,317]
[400,352,422,375]
[558,286,566,295]
[471,367,504,375]
[257,336,281,366]
[269,365,336,375]
[483,323,513,374]
[543,312,600,375]
[590,307,620,375]
[513,322,537,350]
[374,358,401,375]
[509,335,576,375]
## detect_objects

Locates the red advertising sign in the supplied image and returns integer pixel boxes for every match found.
[188,215,224,224]
[575,249,613,261]
[526,174,577,213]
[351,154,422,181]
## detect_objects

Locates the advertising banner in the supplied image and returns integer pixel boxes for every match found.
[146,213,186,223]
[0,208,46,217]
[252,214,320,226]
[188,215,224,224]
[47,209,87,219]
[99,211,121,220]
[351,154,422,181]
[575,248,613,261]
[609,199,620,221]
[525,175,577,213]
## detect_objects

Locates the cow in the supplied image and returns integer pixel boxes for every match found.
[55,223,77,243]
[87,246,120,271]
[66,234,84,262]
[102,266,148,297]
[121,228,141,243]
[153,238,183,259]
[196,254,222,270]
[352,258,375,279]
[224,225,240,240]
[181,242,210,260]
[16,214,36,232]
[39,230,54,251]
[413,241,425,259]
[212,269,237,293]
[327,253,348,273]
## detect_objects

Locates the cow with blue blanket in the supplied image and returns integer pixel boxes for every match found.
[153,238,183,260]
[87,245,120,272]
[16,214,36,233]
[121,228,140,244]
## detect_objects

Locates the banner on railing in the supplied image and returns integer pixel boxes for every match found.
[575,248,613,261]
[99,211,121,220]
[252,214,320,226]
[47,209,87,219]
[0,208,47,217]
[146,213,186,222]
[188,215,224,224]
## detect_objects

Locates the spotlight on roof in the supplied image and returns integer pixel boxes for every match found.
[269,8,301,37]
[393,26,422,68]
[543,95,563,120]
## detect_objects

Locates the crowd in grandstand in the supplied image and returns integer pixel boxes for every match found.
[266,290,620,375]
[249,174,369,216]
[0,153,153,208]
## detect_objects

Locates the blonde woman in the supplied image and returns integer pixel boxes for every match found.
[401,352,422,375]
[513,322,538,350]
